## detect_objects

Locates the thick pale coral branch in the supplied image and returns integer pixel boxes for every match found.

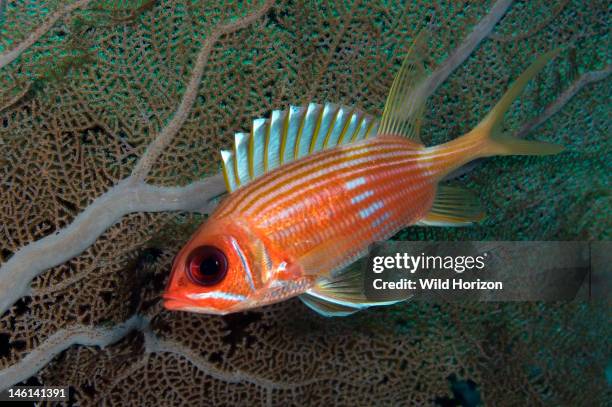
[143,328,321,390]
[0,0,94,70]
[0,0,275,316]
[0,0,509,319]
[0,315,149,391]
[0,0,605,390]
[0,174,226,316]
[0,313,333,392]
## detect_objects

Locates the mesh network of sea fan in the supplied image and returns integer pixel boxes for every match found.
[0,0,610,405]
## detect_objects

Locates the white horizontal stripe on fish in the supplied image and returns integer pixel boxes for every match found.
[187,292,246,302]
[345,177,366,190]
[272,161,428,230]
[330,186,433,257]
[269,183,431,257]
[248,149,420,216]
[255,139,411,191]
[359,201,384,219]
[241,147,415,214]
[256,157,423,226]
[350,190,374,204]
[371,212,391,228]
[227,142,422,216]
[217,140,413,216]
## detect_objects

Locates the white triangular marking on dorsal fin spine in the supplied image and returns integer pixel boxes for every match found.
[367,120,379,138]
[354,115,375,141]
[234,132,250,185]
[325,105,350,147]
[338,108,361,144]
[350,114,367,142]
[297,103,322,158]
[220,150,238,192]
[265,110,286,172]
[250,118,267,178]
[220,103,380,192]
[312,103,339,153]
[281,105,304,164]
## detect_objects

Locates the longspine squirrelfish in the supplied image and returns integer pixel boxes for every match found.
[163,32,563,316]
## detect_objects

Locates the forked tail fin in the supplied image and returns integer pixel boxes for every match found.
[471,48,565,157]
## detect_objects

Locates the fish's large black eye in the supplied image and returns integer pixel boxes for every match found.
[186,246,228,286]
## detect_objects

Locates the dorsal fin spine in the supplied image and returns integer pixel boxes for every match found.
[351,114,366,142]
[233,132,249,186]
[336,107,355,145]
[221,103,381,193]
[250,118,267,178]
[263,119,271,172]
[355,116,368,140]
[248,127,255,178]
[364,117,376,139]
[308,104,325,153]
[279,107,291,165]
[293,104,309,160]
[284,105,302,164]
[220,150,235,192]
[368,120,380,137]
[267,110,285,171]
[328,106,346,146]
[233,136,241,187]
[322,104,341,148]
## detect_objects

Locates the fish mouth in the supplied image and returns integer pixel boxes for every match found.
[162,293,229,315]
[162,293,193,310]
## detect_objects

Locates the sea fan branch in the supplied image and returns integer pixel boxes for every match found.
[0,0,94,70]
[0,313,343,393]
[0,175,225,317]
[0,1,605,390]
[0,315,149,391]
[422,0,514,99]
[516,65,612,138]
[130,0,276,181]
[0,0,274,317]
[0,0,510,318]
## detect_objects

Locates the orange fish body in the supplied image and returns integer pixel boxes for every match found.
[164,36,563,316]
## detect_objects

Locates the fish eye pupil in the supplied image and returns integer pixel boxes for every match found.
[187,246,228,286]
[198,257,220,276]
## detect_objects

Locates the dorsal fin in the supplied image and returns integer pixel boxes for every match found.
[377,30,429,143]
[221,103,379,192]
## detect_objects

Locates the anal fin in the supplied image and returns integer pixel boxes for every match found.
[418,185,485,227]
[299,258,411,317]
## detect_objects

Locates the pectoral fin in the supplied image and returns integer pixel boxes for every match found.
[299,258,410,317]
